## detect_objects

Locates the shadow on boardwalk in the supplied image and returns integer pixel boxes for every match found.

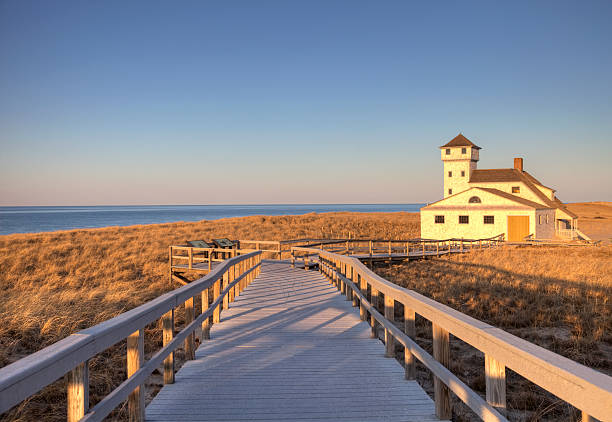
[146,261,443,422]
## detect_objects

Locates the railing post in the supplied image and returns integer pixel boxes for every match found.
[188,247,193,270]
[485,354,506,414]
[208,249,212,271]
[240,260,246,291]
[350,267,358,307]
[359,273,367,321]
[223,270,229,310]
[404,307,416,380]
[370,287,378,338]
[338,262,344,294]
[235,261,243,297]
[278,243,282,260]
[229,264,235,303]
[436,242,440,257]
[249,256,254,284]
[246,257,251,288]
[162,309,174,384]
[213,277,221,323]
[304,254,309,271]
[344,265,352,301]
[422,241,425,258]
[384,295,395,358]
[184,297,195,360]
[202,286,210,340]
[67,361,89,422]
[432,323,451,419]
[291,251,295,268]
[127,329,145,422]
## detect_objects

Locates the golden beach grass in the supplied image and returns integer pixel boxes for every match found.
[0,204,610,421]
[375,245,612,421]
[0,212,418,421]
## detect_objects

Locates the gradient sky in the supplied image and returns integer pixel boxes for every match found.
[1,1,611,206]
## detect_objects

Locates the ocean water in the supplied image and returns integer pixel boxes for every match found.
[0,204,424,235]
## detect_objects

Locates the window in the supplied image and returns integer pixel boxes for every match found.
[512,186,520,193]
[459,215,469,224]
[461,170,465,177]
[448,189,452,195]
[461,147,467,154]
[468,196,481,203]
[546,215,549,224]
[484,215,494,224]
[539,215,544,224]
[435,215,445,224]
[448,171,452,177]
[445,148,451,155]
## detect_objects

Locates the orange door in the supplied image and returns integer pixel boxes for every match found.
[507,216,530,241]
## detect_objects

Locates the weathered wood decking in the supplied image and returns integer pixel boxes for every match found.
[147,261,442,422]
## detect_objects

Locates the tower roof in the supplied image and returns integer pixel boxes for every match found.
[440,134,481,150]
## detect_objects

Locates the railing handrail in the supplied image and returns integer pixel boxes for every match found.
[297,234,505,246]
[290,246,612,421]
[0,251,262,420]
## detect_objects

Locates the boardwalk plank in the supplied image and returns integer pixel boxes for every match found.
[146,261,444,422]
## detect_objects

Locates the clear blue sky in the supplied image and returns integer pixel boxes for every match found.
[1,1,611,205]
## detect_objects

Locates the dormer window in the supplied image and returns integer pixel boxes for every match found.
[468,196,481,203]
[445,148,451,155]
[461,170,465,177]
[461,148,466,154]
[512,186,520,193]
[448,171,452,177]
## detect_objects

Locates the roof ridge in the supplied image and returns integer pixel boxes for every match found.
[440,134,482,150]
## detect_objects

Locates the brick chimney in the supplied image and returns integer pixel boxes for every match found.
[514,157,524,172]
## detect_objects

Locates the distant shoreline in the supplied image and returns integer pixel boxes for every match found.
[0,204,424,236]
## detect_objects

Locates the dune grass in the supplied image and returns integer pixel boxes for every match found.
[374,245,612,421]
[0,212,418,421]
[1,209,610,421]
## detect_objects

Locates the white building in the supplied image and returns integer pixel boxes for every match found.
[420,134,579,241]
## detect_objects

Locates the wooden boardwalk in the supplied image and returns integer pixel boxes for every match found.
[146,261,442,422]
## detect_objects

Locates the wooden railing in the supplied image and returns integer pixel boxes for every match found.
[290,246,612,422]
[237,238,341,260]
[0,251,262,422]
[304,234,505,259]
[169,245,242,271]
[237,235,506,261]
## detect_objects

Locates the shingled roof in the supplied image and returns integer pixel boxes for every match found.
[422,187,551,209]
[470,168,523,183]
[475,188,553,209]
[440,134,481,150]
[469,168,577,218]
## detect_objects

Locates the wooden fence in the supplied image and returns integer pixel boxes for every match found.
[308,235,505,259]
[290,246,612,422]
[0,251,262,422]
[236,235,505,261]
[237,238,338,259]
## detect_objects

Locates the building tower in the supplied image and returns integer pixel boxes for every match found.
[439,134,480,198]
